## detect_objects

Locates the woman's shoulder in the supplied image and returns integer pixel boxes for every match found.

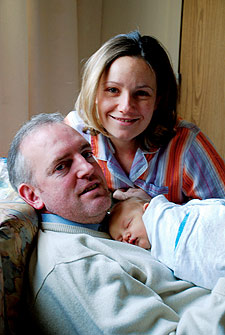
[65,110,86,127]
[162,118,206,155]
[65,110,91,141]
[167,118,201,149]
[176,118,200,135]
[171,118,222,160]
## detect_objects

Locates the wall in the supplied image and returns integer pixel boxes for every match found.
[178,0,225,158]
[0,0,80,157]
[0,1,29,157]
[78,0,182,74]
[0,0,182,156]
[101,0,182,74]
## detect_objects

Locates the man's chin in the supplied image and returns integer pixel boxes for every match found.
[86,198,111,223]
[80,187,111,205]
[77,208,108,224]
[93,196,111,212]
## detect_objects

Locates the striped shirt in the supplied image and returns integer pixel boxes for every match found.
[66,112,225,204]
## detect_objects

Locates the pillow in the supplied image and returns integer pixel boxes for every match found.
[0,158,38,334]
[0,158,21,202]
[0,201,38,334]
[0,157,39,333]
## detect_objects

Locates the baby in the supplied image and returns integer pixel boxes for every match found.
[108,194,225,290]
[108,197,151,249]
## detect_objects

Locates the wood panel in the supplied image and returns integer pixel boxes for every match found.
[178,0,225,158]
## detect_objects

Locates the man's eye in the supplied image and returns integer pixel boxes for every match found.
[55,160,72,173]
[82,151,95,162]
[55,164,66,171]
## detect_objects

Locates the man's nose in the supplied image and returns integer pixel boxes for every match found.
[74,156,95,178]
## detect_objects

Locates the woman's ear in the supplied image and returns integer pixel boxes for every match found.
[18,184,45,210]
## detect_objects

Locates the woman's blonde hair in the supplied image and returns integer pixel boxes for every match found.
[76,31,178,149]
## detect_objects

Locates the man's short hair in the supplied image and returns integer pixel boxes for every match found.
[7,113,64,191]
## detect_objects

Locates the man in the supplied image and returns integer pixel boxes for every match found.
[7,113,225,334]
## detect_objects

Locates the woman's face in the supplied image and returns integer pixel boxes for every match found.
[96,56,157,145]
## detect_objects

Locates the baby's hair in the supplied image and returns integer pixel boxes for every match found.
[109,197,145,227]
[110,197,145,215]
[100,197,146,234]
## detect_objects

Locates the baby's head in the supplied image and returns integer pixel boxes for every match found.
[108,197,151,249]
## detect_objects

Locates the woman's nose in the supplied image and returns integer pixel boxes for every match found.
[118,92,134,113]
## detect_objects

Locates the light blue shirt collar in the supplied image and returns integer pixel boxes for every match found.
[41,213,101,231]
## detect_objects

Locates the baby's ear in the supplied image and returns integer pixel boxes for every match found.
[143,203,149,212]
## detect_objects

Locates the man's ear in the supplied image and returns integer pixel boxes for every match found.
[143,203,149,212]
[18,184,45,210]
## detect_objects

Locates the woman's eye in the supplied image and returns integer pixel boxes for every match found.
[106,87,119,94]
[135,90,150,97]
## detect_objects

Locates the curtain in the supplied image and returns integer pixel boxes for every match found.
[0,0,182,157]
[0,0,103,156]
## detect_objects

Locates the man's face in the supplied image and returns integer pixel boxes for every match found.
[20,123,111,224]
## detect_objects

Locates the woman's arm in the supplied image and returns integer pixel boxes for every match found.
[113,187,152,201]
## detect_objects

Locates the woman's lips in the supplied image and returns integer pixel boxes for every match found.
[110,115,139,123]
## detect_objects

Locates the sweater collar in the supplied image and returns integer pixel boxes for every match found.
[41,213,101,231]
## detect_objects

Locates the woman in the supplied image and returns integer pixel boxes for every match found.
[65,31,225,203]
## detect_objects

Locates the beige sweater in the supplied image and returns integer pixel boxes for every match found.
[27,221,225,334]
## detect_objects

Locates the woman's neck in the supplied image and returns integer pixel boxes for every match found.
[110,138,138,175]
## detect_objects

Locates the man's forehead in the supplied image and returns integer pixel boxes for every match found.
[21,122,90,158]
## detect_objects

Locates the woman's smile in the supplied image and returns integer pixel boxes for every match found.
[96,56,157,145]
[109,114,141,124]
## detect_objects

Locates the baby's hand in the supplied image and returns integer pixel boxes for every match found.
[113,188,151,201]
